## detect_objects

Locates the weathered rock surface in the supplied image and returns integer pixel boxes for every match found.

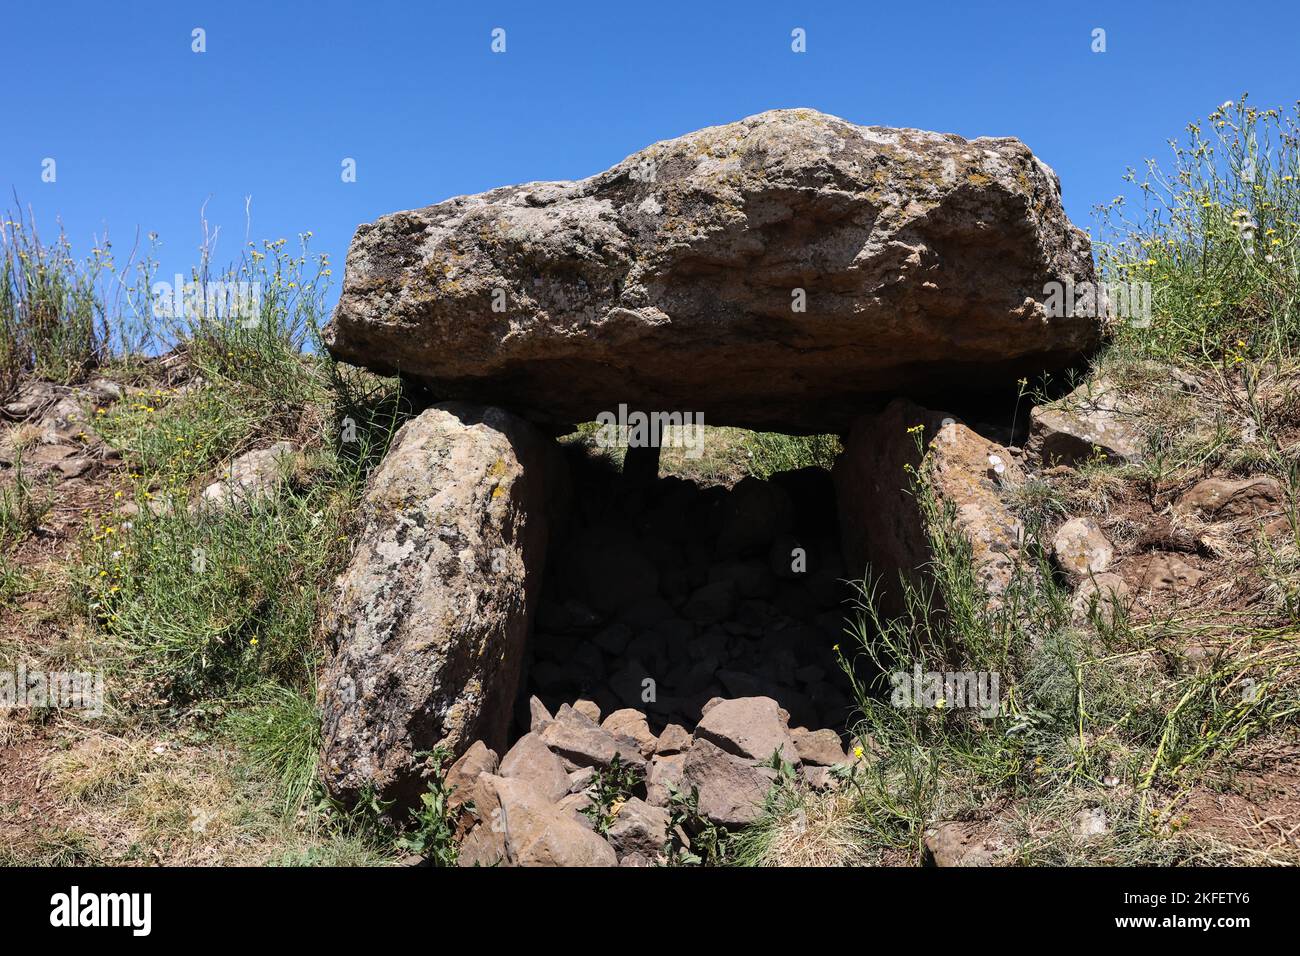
[1028,377,1146,465]
[538,704,647,773]
[682,738,778,827]
[1129,552,1205,596]
[1052,516,1114,585]
[922,821,1007,867]
[791,727,848,766]
[326,109,1098,432]
[499,732,570,803]
[646,752,688,808]
[606,797,670,862]
[694,696,799,764]
[197,441,299,512]
[1176,476,1283,521]
[445,741,499,810]
[601,709,658,758]
[319,403,567,804]
[1071,571,1131,624]
[655,723,693,756]
[835,398,1026,614]
[459,774,616,867]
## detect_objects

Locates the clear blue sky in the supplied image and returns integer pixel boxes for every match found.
[4,0,1297,310]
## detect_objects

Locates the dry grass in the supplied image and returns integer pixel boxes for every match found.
[743,790,881,866]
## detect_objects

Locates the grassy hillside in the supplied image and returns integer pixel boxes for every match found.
[1,96,1297,866]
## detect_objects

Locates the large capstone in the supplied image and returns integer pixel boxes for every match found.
[325,109,1099,432]
[319,403,567,805]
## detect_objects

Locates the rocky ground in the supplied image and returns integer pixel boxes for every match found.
[2,347,1298,867]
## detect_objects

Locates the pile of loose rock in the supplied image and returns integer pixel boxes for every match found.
[521,456,856,737]
[0,377,124,481]
[452,694,854,867]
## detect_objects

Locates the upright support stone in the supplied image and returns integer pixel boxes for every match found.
[833,399,1026,619]
[318,402,568,806]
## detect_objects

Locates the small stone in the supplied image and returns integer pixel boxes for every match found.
[499,732,570,803]
[197,440,298,513]
[790,727,847,766]
[694,696,798,764]
[645,753,688,808]
[572,698,602,723]
[922,821,1004,867]
[567,767,597,794]
[1175,476,1283,521]
[683,581,736,624]
[1052,517,1114,585]
[528,695,554,733]
[444,741,498,810]
[681,739,777,828]
[601,709,658,758]
[1133,553,1205,595]
[655,723,693,756]
[592,622,632,655]
[802,765,837,791]
[1028,378,1146,465]
[1071,572,1130,624]
[538,704,647,773]
[1075,807,1109,837]
[606,796,670,861]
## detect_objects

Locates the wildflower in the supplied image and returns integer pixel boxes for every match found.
[853,745,864,760]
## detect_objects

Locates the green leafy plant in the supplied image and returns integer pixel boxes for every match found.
[395,746,462,866]
[579,755,643,834]
[664,784,732,866]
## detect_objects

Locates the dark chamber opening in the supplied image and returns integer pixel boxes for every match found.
[513,437,865,742]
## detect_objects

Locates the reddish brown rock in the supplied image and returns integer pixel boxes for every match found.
[444,741,498,810]
[655,723,693,756]
[791,727,848,767]
[499,732,570,803]
[681,739,777,827]
[645,753,688,808]
[1176,476,1283,521]
[538,704,647,773]
[600,709,658,758]
[458,774,616,867]
[606,797,670,862]
[694,696,798,764]
[835,398,1026,615]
